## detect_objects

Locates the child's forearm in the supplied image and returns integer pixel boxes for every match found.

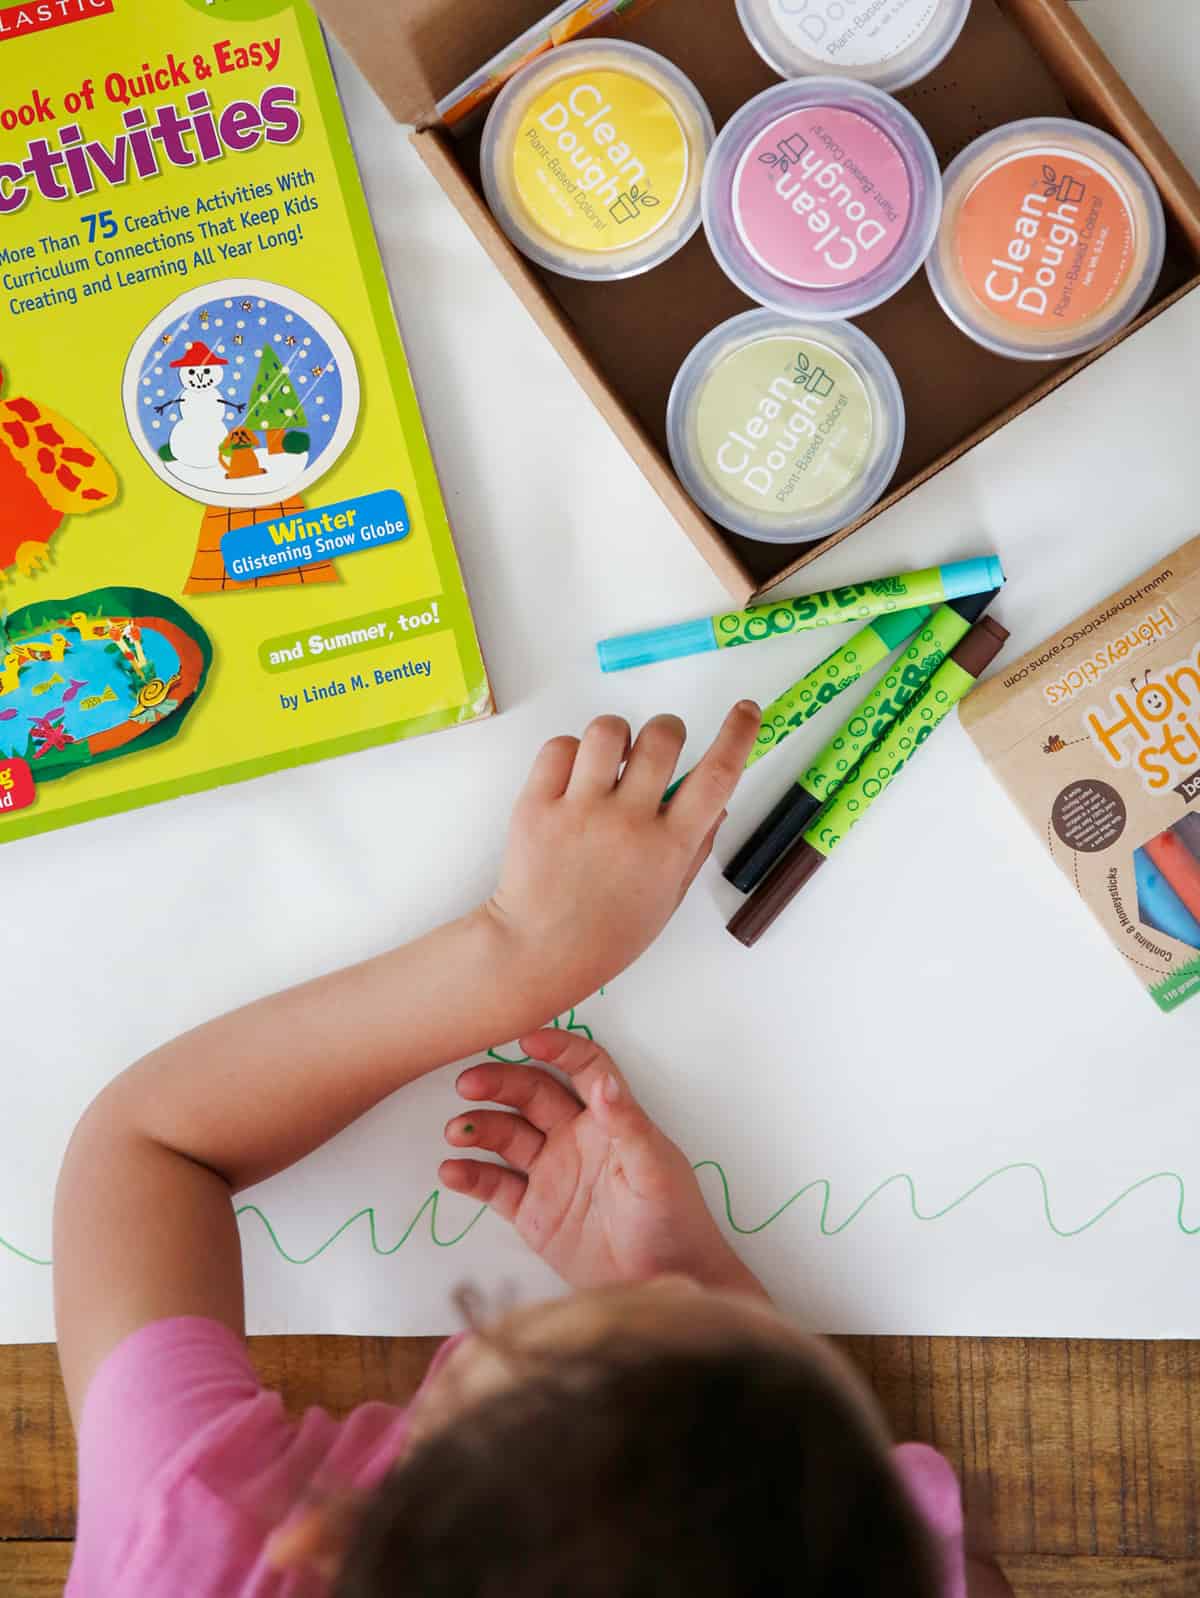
[93,906,556,1194]
[56,709,761,1418]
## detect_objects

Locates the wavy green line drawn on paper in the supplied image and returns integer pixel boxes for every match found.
[0,1234,51,1268]
[237,1188,486,1264]
[6,1161,1199,1271]
[694,1161,1200,1239]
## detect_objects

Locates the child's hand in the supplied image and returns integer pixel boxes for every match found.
[440,1030,764,1296]
[483,703,760,1014]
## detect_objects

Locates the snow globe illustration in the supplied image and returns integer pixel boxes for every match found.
[122,280,360,510]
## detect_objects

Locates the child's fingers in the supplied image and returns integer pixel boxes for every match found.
[519,735,581,804]
[521,1029,636,1117]
[617,714,686,807]
[668,700,760,843]
[439,1159,526,1221]
[566,715,631,798]
[457,1059,583,1133]
[445,1110,544,1172]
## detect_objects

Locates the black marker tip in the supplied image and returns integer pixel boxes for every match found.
[947,587,1002,625]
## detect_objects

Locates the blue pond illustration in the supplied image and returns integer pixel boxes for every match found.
[1,627,182,756]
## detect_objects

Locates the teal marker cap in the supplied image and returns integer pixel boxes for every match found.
[870,605,932,650]
[598,618,717,673]
[942,556,1006,598]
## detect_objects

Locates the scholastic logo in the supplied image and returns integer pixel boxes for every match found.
[0,0,114,43]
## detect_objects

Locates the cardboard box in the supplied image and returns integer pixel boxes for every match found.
[961,535,1200,1014]
[313,0,1200,603]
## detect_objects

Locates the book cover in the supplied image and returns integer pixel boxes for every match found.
[0,0,492,845]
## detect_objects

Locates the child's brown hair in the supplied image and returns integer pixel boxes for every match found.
[333,1338,938,1597]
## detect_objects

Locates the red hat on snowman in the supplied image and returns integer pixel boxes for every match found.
[169,340,228,369]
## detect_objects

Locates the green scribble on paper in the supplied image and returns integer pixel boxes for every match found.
[7,1161,1199,1272]
[696,1161,1200,1239]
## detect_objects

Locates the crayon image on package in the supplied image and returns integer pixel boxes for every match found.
[961,534,1200,1014]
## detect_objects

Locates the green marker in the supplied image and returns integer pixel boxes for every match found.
[597,557,1005,672]
[806,629,1004,856]
[664,606,931,802]
[727,618,1010,947]
[725,591,999,892]
[745,606,932,770]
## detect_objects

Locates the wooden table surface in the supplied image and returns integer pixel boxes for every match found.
[2,1334,1197,1596]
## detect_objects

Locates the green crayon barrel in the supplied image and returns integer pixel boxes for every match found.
[715,567,950,651]
[805,659,975,858]
[800,607,968,803]
[746,608,929,771]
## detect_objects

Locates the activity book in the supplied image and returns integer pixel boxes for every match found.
[0,0,491,844]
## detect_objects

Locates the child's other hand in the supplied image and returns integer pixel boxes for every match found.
[484,703,760,1012]
[440,1031,763,1296]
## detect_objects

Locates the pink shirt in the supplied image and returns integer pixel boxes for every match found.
[66,1317,966,1596]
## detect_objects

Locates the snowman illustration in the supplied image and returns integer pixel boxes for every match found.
[155,341,243,468]
[125,281,362,562]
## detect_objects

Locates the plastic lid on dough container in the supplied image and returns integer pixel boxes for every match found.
[926,117,1167,361]
[667,308,906,544]
[702,78,942,319]
[736,0,973,92]
[479,40,715,281]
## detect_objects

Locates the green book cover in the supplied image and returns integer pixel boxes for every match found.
[0,0,492,844]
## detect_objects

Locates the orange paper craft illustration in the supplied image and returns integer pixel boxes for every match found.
[0,365,118,583]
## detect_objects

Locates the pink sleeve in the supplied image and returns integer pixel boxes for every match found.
[75,1317,262,1505]
[68,1317,293,1591]
[67,1318,445,1597]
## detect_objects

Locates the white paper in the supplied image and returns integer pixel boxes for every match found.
[4,1,1200,1344]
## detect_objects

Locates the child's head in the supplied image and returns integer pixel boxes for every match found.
[327,1278,938,1596]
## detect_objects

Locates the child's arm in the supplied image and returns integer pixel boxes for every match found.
[54,705,760,1424]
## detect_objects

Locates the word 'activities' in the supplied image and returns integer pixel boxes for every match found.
[0,0,490,843]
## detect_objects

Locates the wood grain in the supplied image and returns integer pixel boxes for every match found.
[1000,1557,1200,1595]
[2,1336,1198,1592]
[2,1544,1197,1598]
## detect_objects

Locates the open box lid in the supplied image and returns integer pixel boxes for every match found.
[310,0,565,127]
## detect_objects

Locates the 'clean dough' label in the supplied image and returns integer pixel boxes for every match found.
[768,0,941,68]
[956,148,1137,328]
[695,335,874,517]
[733,107,912,288]
[512,69,689,254]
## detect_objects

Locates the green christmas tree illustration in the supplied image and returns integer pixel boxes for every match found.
[245,347,308,454]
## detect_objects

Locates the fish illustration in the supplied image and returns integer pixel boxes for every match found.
[60,678,87,704]
[31,672,64,696]
[79,685,118,712]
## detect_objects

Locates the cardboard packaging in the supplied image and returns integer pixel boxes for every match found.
[961,537,1200,1014]
[313,0,1200,603]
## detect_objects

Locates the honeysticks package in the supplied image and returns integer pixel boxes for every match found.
[961,537,1200,1014]
[0,0,490,845]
